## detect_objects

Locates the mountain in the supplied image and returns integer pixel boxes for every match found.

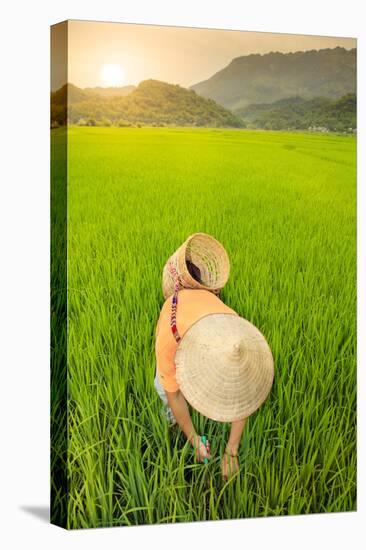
[51,84,92,126]
[191,47,356,111]
[83,85,135,97]
[52,80,244,128]
[51,83,90,105]
[51,83,135,104]
[237,93,356,131]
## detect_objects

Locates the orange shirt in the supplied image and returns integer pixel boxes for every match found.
[155,288,238,392]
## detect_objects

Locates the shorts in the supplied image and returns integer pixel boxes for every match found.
[154,368,177,425]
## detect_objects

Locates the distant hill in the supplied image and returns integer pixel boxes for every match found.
[51,84,90,126]
[51,83,91,105]
[237,93,356,131]
[51,80,244,128]
[83,85,135,97]
[191,47,356,110]
[51,83,135,105]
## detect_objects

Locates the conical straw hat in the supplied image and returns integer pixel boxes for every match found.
[175,313,274,422]
[162,232,230,299]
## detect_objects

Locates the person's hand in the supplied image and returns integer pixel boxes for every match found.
[221,450,239,480]
[192,435,211,463]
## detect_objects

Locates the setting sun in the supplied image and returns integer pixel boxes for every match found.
[100,64,125,87]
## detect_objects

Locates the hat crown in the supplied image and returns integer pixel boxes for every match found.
[231,341,243,360]
[175,313,274,422]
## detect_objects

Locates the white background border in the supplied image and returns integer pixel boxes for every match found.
[0,1,364,548]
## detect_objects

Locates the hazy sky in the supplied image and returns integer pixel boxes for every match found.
[52,20,356,91]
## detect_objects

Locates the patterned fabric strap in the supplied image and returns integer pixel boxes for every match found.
[168,261,182,343]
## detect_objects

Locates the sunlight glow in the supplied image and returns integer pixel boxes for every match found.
[100,64,125,87]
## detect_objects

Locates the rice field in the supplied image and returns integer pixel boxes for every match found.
[52,126,356,528]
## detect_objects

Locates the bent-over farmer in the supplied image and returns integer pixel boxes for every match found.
[154,281,274,481]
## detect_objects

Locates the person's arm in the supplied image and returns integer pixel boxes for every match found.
[226,417,247,455]
[165,389,211,461]
[165,389,197,444]
[221,417,247,480]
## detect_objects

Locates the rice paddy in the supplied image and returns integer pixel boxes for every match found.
[54,126,356,528]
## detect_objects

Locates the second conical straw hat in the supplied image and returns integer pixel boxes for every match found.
[175,313,274,422]
[162,232,230,299]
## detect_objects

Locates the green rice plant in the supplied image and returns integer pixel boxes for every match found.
[53,126,356,528]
